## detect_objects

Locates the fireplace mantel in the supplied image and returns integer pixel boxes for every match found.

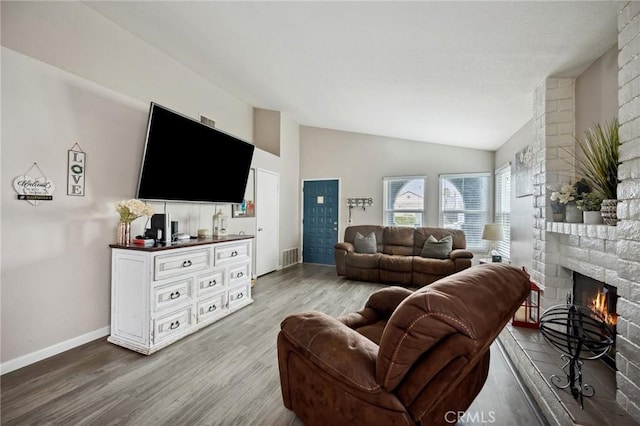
[546,221,617,240]
[544,221,619,304]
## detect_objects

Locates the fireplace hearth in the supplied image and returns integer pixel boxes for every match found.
[539,304,615,409]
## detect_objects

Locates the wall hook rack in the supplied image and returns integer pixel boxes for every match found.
[347,197,373,224]
[347,197,373,210]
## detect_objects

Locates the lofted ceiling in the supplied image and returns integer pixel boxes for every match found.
[85,1,622,151]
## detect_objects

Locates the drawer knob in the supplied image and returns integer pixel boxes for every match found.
[170,320,180,330]
[236,271,244,278]
[208,305,217,312]
[231,250,238,257]
[237,292,244,299]
[208,279,217,287]
[182,260,192,268]
[170,291,180,300]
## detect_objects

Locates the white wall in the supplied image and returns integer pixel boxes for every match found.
[254,108,281,157]
[1,47,147,367]
[575,43,619,140]
[279,113,301,254]
[252,108,301,259]
[1,2,300,372]
[1,1,252,141]
[300,126,494,243]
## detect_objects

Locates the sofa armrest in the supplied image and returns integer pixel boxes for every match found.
[279,311,380,391]
[334,242,355,276]
[335,242,355,252]
[338,308,381,329]
[449,249,474,260]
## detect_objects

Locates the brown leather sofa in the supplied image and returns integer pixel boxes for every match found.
[277,263,531,426]
[334,225,474,287]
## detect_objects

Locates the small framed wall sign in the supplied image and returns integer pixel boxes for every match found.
[13,162,56,206]
[67,143,86,196]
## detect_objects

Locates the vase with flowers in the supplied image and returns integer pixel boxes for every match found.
[115,199,154,245]
[549,183,577,222]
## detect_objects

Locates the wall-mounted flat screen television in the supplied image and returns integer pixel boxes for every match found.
[136,102,255,204]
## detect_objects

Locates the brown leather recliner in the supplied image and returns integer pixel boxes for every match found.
[277,264,531,426]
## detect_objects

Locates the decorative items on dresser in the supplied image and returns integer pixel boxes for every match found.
[116,222,132,247]
[108,235,254,354]
[114,199,154,246]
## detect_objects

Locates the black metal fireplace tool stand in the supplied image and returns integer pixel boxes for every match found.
[539,304,614,409]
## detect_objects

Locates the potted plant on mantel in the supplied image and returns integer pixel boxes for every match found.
[574,118,620,225]
[577,192,604,224]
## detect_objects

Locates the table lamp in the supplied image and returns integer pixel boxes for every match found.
[482,223,504,261]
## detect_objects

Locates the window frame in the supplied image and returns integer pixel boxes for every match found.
[494,162,511,259]
[438,172,491,252]
[382,175,427,227]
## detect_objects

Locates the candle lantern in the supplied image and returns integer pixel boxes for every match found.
[213,209,223,236]
[512,281,541,329]
[219,211,228,235]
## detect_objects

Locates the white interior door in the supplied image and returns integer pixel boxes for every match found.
[256,169,279,277]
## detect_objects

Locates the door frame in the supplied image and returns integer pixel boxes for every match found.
[300,177,342,263]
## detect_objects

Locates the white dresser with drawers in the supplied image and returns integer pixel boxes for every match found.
[108,235,253,354]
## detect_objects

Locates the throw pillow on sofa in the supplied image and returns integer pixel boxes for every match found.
[354,232,377,254]
[420,235,453,259]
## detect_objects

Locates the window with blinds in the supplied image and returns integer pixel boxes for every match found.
[383,176,426,227]
[439,172,490,251]
[495,163,511,259]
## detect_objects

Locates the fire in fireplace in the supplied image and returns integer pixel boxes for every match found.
[572,272,618,368]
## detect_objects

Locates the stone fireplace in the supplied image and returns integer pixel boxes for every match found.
[499,3,640,424]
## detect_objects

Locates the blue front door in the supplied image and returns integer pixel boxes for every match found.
[303,180,339,265]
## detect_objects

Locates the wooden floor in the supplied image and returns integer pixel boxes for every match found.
[1,263,547,425]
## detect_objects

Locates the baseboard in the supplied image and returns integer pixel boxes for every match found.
[0,326,110,375]
[277,261,299,271]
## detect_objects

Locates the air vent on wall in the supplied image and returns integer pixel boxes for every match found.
[200,115,216,128]
[281,248,299,268]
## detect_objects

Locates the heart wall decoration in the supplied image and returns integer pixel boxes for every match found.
[13,163,56,206]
